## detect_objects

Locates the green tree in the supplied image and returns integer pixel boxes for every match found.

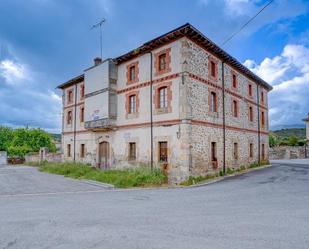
[0,126,13,151]
[288,135,298,146]
[269,133,278,147]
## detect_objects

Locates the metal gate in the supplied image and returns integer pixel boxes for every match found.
[0,151,7,165]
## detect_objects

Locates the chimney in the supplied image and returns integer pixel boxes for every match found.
[94,57,102,66]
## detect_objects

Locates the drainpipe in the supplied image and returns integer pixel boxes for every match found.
[148,51,154,170]
[73,83,77,162]
[257,85,261,165]
[221,61,226,175]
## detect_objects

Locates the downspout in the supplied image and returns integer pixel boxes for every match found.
[221,61,226,175]
[257,85,261,165]
[73,83,77,162]
[149,51,154,170]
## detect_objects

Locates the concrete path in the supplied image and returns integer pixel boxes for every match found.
[0,162,309,249]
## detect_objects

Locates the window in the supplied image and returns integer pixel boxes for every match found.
[249,143,253,158]
[249,106,253,122]
[67,90,73,104]
[129,95,136,113]
[210,61,216,77]
[129,65,136,81]
[67,144,71,157]
[80,85,85,99]
[261,91,264,103]
[159,142,168,163]
[248,84,253,96]
[80,107,84,123]
[80,144,85,158]
[67,110,72,125]
[232,74,237,88]
[261,111,265,127]
[211,142,217,162]
[159,87,168,109]
[262,144,265,160]
[232,100,238,117]
[233,143,238,160]
[128,142,136,161]
[210,91,217,112]
[158,53,167,71]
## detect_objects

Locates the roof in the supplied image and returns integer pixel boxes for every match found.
[57,74,84,89]
[58,23,272,91]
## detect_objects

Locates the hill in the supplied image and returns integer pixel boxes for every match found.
[271,128,306,139]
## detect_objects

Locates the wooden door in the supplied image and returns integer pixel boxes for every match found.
[99,142,109,169]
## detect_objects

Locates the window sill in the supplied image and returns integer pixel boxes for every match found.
[208,112,219,118]
[154,107,170,115]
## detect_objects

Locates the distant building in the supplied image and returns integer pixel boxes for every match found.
[57,23,272,183]
[303,114,309,141]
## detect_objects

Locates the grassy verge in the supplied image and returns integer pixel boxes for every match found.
[36,162,167,188]
[180,161,269,186]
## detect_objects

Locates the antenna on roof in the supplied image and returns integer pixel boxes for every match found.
[91,18,106,59]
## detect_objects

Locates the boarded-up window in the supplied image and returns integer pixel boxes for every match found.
[80,84,85,99]
[211,142,217,161]
[233,143,238,160]
[261,111,265,127]
[232,100,238,117]
[210,61,216,77]
[159,53,167,71]
[248,84,253,96]
[210,92,217,112]
[67,90,73,104]
[249,143,253,158]
[249,106,253,122]
[262,143,265,160]
[129,65,136,81]
[232,74,237,88]
[80,144,85,158]
[129,142,136,161]
[80,107,84,122]
[67,110,72,125]
[159,142,168,163]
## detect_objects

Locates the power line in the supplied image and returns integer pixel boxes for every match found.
[221,0,274,46]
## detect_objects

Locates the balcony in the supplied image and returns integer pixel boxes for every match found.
[84,118,116,131]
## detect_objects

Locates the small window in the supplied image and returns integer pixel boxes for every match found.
[80,144,85,158]
[262,143,265,160]
[233,143,238,160]
[67,144,71,157]
[211,142,217,162]
[129,66,136,81]
[232,100,238,117]
[210,92,217,112]
[80,85,85,99]
[129,95,136,113]
[261,91,264,103]
[80,107,84,123]
[248,84,253,96]
[129,142,136,161]
[67,110,72,125]
[249,143,253,158]
[67,90,73,104]
[210,61,216,77]
[159,87,168,109]
[261,111,265,127]
[159,142,168,163]
[249,106,253,122]
[159,53,167,71]
[232,74,237,88]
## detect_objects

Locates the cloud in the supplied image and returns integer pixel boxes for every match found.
[244,44,309,128]
[0,60,30,85]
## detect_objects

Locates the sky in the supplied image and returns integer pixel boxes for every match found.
[0,0,308,133]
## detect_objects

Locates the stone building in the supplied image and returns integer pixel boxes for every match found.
[58,23,272,183]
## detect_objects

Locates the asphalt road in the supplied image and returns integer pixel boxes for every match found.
[0,161,308,249]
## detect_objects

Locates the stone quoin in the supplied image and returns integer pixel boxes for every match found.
[57,23,272,183]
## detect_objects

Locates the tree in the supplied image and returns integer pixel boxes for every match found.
[269,133,278,147]
[288,135,298,146]
[0,127,56,157]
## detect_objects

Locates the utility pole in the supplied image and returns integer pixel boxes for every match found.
[91,18,106,59]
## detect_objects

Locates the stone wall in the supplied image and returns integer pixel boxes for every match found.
[25,152,62,164]
[269,146,309,160]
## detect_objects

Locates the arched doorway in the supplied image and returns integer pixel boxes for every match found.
[98,141,110,169]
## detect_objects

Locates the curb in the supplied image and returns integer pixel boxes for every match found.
[189,164,272,188]
[81,180,115,190]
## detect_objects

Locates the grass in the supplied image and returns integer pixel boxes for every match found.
[180,161,269,186]
[37,162,167,188]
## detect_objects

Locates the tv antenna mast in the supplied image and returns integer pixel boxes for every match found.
[91,18,106,59]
